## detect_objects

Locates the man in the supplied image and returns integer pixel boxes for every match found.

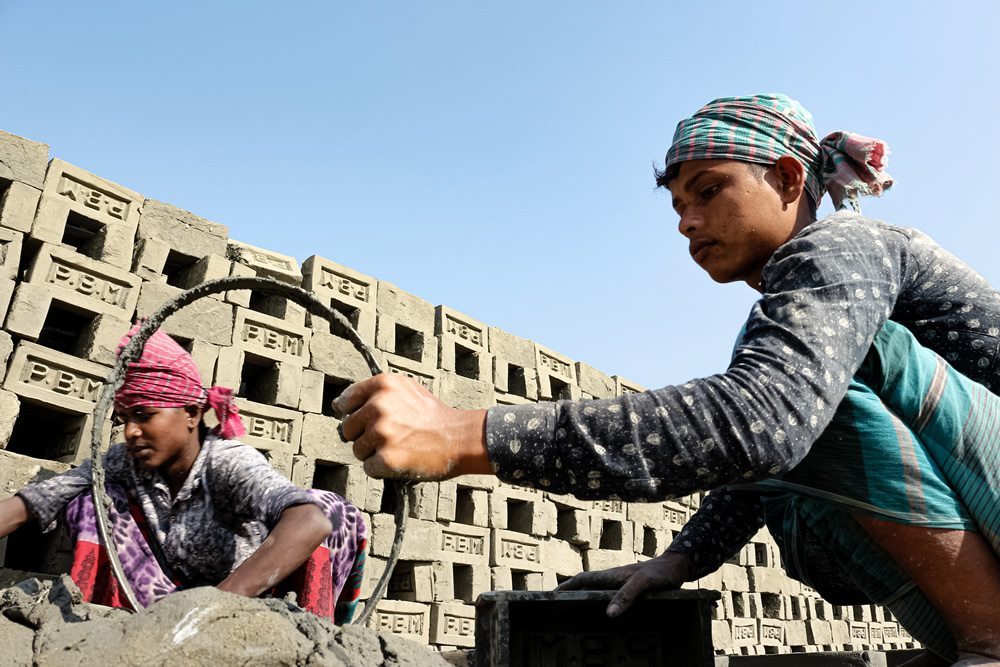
[335,95,1000,665]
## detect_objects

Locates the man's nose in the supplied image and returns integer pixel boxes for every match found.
[678,210,702,237]
[124,420,141,439]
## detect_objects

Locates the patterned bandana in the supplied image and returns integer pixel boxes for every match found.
[664,94,893,212]
[114,324,246,439]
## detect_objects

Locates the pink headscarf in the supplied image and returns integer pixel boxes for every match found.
[115,324,246,440]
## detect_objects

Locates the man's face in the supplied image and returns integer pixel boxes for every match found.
[668,159,798,288]
[117,405,196,470]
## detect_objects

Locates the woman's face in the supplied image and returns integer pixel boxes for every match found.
[116,405,199,470]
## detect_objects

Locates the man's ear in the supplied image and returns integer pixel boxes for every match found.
[183,403,202,427]
[773,155,807,204]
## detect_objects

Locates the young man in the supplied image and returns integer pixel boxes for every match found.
[335,95,1000,664]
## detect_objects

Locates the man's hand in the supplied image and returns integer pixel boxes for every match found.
[334,373,492,480]
[555,551,692,617]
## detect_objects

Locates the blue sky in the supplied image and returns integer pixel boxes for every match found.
[2,2,997,389]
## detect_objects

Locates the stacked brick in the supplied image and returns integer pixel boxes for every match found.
[0,128,917,655]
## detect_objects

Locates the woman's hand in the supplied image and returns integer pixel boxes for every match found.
[335,373,492,480]
[555,551,693,617]
[217,503,332,598]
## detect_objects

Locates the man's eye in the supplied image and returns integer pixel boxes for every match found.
[701,185,719,200]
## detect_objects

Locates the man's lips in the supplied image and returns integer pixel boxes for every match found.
[689,239,716,261]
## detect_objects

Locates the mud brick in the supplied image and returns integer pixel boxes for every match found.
[477,590,720,667]
[379,351,440,396]
[233,307,309,365]
[367,599,429,644]
[0,389,18,447]
[301,256,377,344]
[0,449,71,499]
[308,330,373,385]
[216,346,302,408]
[497,491,556,538]
[881,623,901,646]
[369,513,400,558]
[32,160,142,270]
[407,482,439,520]
[0,182,40,234]
[135,281,234,346]
[830,619,851,645]
[17,243,141,324]
[575,362,615,399]
[75,312,131,366]
[438,371,495,409]
[491,529,544,573]
[614,375,646,397]
[455,474,498,492]
[453,562,490,603]
[555,508,590,545]
[290,455,315,489]
[719,563,750,592]
[855,604,874,622]
[431,602,476,648]
[439,524,490,566]
[226,261,256,308]
[435,306,491,383]
[759,618,784,646]
[264,450,293,479]
[784,619,809,646]
[2,343,112,462]
[544,491,587,511]
[431,560,456,602]
[748,567,785,594]
[712,619,734,653]
[359,555,386,599]
[494,392,535,407]
[626,498,664,527]
[662,500,690,530]
[313,462,367,504]
[187,341,219,387]
[541,538,583,577]
[226,239,300,285]
[299,413,354,464]
[453,487,489,527]
[583,548,636,571]
[731,617,757,647]
[298,368,325,413]
[229,398,301,453]
[533,343,580,401]
[130,235,170,283]
[807,619,834,645]
[4,342,107,414]
[868,622,885,646]
[0,130,48,189]
[137,199,228,265]
[375,281,436,366]
[587,516,634,552]
[365,477,384,514]
[491,565,512,590]
[438,482,458,522]
[0,228,22,282]
[694,568,723,592]
[488,326,538,400]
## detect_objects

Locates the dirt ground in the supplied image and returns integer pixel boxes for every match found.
[0,574,451,666]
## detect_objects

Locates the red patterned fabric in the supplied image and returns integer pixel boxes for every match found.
[115,323,245,439]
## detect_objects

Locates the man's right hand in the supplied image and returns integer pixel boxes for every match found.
[555,550,693,617]
[334,373,493,480]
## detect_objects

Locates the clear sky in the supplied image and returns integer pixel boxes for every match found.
[2,1,997,390]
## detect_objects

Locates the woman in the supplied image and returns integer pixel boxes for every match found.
[0,325,366,624]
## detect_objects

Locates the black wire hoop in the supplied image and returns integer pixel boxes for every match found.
[88,275,409,623]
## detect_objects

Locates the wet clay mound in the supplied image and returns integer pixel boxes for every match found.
[0,577,449,666]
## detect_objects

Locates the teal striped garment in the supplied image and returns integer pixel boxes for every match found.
[734,319,1000,660]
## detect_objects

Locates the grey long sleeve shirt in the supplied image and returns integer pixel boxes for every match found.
[485,211,1000,575]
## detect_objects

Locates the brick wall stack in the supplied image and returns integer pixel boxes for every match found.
[0,129,918,655]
